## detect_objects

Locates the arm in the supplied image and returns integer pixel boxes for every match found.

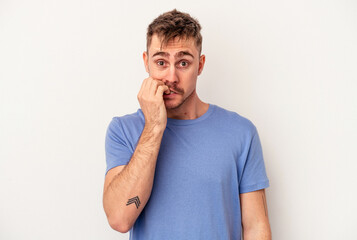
[240,189,272,240]
[103,77,170,233]
[103,125,164,233]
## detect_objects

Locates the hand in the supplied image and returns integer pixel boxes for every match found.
[137,77,170,132]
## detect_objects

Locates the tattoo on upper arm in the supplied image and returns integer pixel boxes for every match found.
[262,193,267,217]
[126,196,141,209]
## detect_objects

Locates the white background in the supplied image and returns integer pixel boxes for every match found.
[1,0,356,239]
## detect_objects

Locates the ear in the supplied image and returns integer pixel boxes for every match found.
[143,51,149,73]
[198,54,206,76]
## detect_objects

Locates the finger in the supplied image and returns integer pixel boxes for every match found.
[147,78,157,97]
[149,78,163,97]
[155,81,169,95]
[138,77,149,97]
[163,85,170,94]
[155,84,169,98]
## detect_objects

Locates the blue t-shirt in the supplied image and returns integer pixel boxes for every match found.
[105,103,270,240]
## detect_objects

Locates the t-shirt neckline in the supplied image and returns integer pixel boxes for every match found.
[166,103,215,126]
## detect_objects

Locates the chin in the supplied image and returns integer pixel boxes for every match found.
[165,89,195,110]
[164,100,184,110]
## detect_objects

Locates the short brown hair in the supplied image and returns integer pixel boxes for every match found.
[146,9,202,55]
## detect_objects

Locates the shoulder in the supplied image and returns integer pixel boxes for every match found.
[107,108,145,140]
[111,108,145,128]
[212,104,257,136]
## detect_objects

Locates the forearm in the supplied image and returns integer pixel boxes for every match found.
[103,125,164,232]
[242,223,272,240]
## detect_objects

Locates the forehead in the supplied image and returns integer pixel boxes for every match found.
[148,34,198,56]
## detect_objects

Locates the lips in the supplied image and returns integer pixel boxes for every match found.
[164,88,178,95]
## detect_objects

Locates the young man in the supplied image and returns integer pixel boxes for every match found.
[103,9,271,240]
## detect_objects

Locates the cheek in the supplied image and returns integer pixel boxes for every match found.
[148,64,164,78]
[184,68,198,81]
[179,70,198,89]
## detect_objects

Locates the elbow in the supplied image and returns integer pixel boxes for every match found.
[103,201,131,233]
[111,223,131,234]
[103,197,134,233]
[242,223,272,240]
[108,217,132,233]
[106,212,134,233]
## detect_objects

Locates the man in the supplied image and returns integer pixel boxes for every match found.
[103,9,271,240]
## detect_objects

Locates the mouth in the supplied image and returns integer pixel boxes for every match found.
[163,89,178,98]
[164,89,178,95]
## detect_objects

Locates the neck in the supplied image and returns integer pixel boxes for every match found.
[166,90,209,120]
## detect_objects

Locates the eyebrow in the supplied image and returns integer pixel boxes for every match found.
[151,51,194,59]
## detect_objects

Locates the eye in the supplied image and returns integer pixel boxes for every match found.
[179,61,189,67]
[157,60,165,66]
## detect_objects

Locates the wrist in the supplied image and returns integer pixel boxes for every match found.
[143,123,166,136]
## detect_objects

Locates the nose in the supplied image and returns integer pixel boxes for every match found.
[163,65,179,84]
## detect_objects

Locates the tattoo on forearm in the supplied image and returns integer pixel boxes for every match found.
[126,196,141,209]
[262,194,267,217]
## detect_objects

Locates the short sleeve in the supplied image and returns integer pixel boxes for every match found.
[239,127,270,193]
[104,117,133,176]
